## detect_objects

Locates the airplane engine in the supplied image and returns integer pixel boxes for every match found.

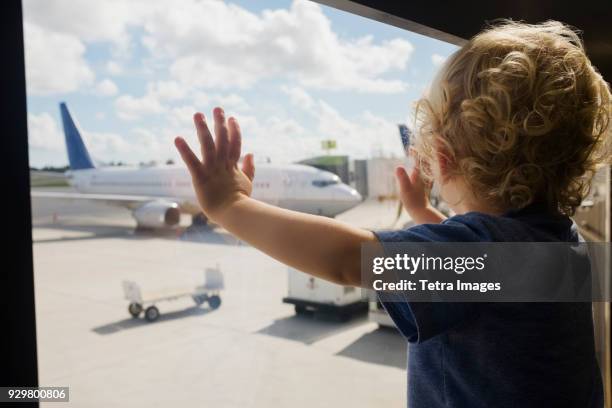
[132,201,181,228]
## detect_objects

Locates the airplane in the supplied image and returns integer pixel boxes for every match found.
[31,103,362,229]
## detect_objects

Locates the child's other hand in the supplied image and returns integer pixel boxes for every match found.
[174,107,255,222]
[395,162,430,215]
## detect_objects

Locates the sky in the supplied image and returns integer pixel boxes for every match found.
[23,0,458,168]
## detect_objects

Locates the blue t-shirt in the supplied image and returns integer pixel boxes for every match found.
[375,205,603,408]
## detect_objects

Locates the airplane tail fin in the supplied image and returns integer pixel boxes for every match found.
[59,102,95,170]
[398,124,411,154]
[395,124,413,224]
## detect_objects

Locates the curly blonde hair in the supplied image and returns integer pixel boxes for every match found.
[414,20,612,215]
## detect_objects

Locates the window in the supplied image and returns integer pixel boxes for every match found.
[25,0,457,406]
[312,178,340,187]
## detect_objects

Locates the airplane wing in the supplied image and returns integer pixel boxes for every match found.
[30,190,199,213]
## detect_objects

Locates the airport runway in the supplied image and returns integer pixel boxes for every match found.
[31,188,407,408]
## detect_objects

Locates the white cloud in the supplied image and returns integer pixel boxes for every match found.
[114,80,187,120]
[210,94,250,112]
[233,106,401,163]
[168,105,198,130]
[22,0,138,49]
[115,94,164,120]
[24,23,95,95]
[106,61,123,75]
[24,0,415,166]
[169,57,264,90]
[154,87,401,164]
[146,80,187,101]
[27,111,136,161]
[192,91,251,114]
[95,79,119,96]
[23,0,414,95]
[86,131,133,158]
[279,86,402,160]
[234,114,309,162]
[115,78,251,122]
[314,101,400,159]
[162,87,403,163]
[431,53,447,68]
[281,85,315,110]
[162,94,250,135]
[29,91,403,167]
[22,0,141,95]
[143,0,413,93]
[130,128,167,158]
[27,112,64,151]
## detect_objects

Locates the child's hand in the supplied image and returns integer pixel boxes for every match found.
[395,158,446,224]
[174,107,255,222]
[396,161,430,213]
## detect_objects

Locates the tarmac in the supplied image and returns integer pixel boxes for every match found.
[31,188,408,407]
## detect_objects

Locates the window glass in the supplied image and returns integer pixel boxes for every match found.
[25,1,457,406]
[312,178,340,187]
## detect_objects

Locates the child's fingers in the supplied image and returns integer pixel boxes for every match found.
[242,153,255,181]
[193,113,215,168]
[213,107,229,163]
[395,165,412,194]
[409,163,422,186]
[175,137,202,179]
[228,117,242,165]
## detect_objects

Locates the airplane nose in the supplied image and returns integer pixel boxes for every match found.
[334,184,362,209]
[349,188,362,202]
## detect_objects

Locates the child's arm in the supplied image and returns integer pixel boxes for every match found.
[175,108,376,287]
[215,196,376,286]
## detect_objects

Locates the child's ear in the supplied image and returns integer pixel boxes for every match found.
[434,140,453,182]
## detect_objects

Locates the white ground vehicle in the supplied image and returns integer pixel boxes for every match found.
[368,300,396,328]
[282,267,367,320]
[122,267,224,322]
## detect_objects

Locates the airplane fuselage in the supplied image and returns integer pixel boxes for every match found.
[68,163,362,217]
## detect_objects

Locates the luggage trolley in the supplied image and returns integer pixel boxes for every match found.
[122,267,224,322]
